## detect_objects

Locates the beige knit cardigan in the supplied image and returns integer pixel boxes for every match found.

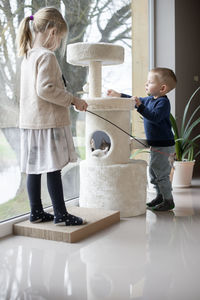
[19,47,76,129]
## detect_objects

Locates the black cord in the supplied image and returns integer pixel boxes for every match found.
[62,74,148,149]
[86,110,175,158]
[86,109,148,148]
[62,73,172,157]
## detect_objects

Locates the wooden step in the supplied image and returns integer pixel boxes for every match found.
[13,206,120,243]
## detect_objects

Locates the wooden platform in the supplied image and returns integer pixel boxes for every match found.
[13,207,120,243]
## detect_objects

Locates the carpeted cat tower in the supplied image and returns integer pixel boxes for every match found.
[67,43,147,217]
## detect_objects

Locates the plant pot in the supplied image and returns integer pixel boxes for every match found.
[172,160,195,188]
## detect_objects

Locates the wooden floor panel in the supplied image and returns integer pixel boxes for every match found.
[13,206,120,243]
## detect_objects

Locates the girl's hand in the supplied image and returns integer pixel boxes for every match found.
[73,98,88,111]
[107,89,121,97]
[132,96,141,107]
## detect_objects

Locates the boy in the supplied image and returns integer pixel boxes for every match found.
[107,68,177,211]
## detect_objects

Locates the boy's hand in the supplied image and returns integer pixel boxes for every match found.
[73,98,88,111]
[132,96,141,107]
[107,89,121,97]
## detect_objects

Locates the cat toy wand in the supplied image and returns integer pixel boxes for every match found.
[62,74,147,148]
[86,109,175,165]
[62,75,174,160]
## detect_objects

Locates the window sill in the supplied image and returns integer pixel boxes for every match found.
[0,198,79,239]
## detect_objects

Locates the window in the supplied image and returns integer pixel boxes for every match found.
[0,0,131,222]
[132,0,149,160]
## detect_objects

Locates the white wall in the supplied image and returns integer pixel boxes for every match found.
[175,0,200,175]
[154,0,176,115]
[154,0,200,175]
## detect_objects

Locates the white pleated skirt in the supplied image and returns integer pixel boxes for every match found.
[20,126,77,174]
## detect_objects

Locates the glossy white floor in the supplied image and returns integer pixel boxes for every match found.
[0,179,200,300]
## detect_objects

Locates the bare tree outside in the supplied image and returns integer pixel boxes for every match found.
[0,0,131,221]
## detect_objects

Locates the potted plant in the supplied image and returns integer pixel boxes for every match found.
[170,86,200,187]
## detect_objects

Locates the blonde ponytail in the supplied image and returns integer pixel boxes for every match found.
[17,7,68,57]
[17,16,33,57]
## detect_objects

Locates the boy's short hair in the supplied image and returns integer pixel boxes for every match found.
[150,67,177,92]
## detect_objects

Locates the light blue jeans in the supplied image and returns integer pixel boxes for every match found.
[149,145,175,200]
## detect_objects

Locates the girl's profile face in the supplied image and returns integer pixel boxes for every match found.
[52,36,61,51]
[46,28,65,51]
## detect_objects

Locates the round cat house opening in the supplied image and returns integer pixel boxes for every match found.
[90,131,111,157]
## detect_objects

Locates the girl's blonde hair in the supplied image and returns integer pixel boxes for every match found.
[17,7,68,57]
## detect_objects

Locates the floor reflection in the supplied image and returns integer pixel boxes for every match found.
[0,180,200,299]
[145,205,200,299]
[0,239,87,300]
[80,217,146,299]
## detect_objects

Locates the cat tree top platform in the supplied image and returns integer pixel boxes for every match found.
[67,42,124,66]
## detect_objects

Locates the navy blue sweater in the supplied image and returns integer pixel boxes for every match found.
[121,93,175,147]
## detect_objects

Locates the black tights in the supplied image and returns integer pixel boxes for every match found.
[27,170,67,217]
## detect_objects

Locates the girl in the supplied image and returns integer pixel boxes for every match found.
[17,7,88,226]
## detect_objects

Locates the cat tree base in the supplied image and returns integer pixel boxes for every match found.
[79,160,147,217]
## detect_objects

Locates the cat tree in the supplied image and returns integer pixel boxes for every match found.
[67,43,147,217]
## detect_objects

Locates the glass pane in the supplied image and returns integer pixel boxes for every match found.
[0,129,23,221]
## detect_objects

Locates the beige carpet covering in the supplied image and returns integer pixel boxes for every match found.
[13,206,120,243]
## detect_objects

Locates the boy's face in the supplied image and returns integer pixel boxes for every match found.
[145,72,164,98]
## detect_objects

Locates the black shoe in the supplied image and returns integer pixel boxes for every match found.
[30,211,54,223]
[54,213,86,226]
[153,200,175,212]
[146,194,163,208]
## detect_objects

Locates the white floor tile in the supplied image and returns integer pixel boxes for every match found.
[0,178,200,300]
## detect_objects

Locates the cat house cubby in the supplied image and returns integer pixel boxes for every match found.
[90,130,111,157]
[67,42,147,217]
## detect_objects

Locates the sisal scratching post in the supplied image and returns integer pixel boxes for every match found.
[13,207,120,243]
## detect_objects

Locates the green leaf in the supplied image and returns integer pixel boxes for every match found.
[170,86,200,161]
[195,149,200,159]
[130,148,150,158]
[182,145,194,161]
[181,86,200,136]
[184,104,200,133]
[170,113,179,140]
[182,117,200,142]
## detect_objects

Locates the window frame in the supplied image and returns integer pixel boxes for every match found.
[0,198,79,238]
